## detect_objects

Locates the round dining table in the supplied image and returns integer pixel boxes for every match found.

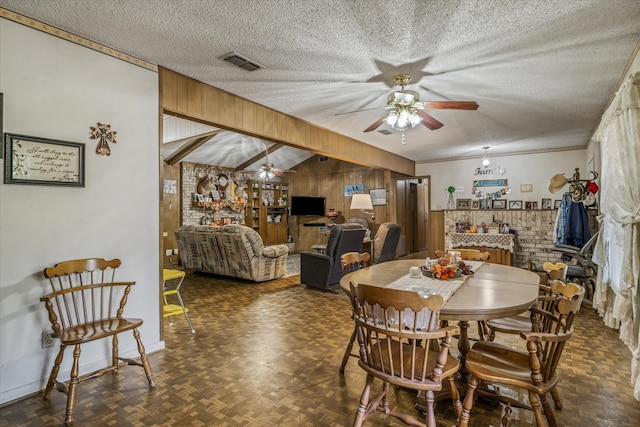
[340,259,540,382]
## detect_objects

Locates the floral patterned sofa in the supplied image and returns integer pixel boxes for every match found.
[175,224,289,282]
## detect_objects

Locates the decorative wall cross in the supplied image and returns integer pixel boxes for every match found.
[90,122,117,156]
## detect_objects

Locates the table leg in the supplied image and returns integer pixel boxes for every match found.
[457,320,471,383]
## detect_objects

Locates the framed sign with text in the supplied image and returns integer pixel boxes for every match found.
[370,188,386,205]
[4,133,85,187]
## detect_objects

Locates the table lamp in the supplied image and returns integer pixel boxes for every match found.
[350,194,375,260]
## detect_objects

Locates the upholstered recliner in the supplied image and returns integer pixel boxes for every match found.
[345,216,370,235]
[175,224,289,282]
[300,223,367,290]
[372,222,401,264]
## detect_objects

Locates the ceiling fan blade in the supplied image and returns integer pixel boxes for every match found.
[273,168,296,177]
[421,101,479,110]
[416,111,444,130]
[363,116,386,132]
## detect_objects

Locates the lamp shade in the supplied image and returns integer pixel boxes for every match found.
[350,194,373,211]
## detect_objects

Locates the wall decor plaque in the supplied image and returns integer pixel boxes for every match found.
[473,179,508,187]
[4,133,85,186]
[370,188,386,205]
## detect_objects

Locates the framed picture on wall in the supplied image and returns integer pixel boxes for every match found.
[541,198,552,209]
[492,199,507,209]
[471,200,480,209]
[456,198,471,209]
[370,188,386,205]
[4,133,85,186]
[554,199,562,208]
[508,200,522,210]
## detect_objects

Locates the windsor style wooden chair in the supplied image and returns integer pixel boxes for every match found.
[350,282,461,427]
[457,282,585,427]
[41,258,156,425]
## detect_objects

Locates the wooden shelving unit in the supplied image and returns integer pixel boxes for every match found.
[245,181,289,245]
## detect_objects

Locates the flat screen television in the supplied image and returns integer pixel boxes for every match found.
[290,196,326,216]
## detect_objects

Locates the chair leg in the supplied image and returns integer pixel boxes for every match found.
[550,386,563,409]
[133,328,156,388]
[380,381,391,414]
[43,344,66,400]
[64,345,82,425]
[340,326,357,373]
[540,392,557,427]
[457,375,479,427]
[477,321,488,341]
[423,389,436,427]
[353,374,373,427]
[528,391,548,427]
[112,333,120,373]
[447,376,462,418]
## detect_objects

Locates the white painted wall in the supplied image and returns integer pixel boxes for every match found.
[416,149,588,210]
[0,19,163,404]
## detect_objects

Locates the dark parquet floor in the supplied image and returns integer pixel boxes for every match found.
[1,267,639,426]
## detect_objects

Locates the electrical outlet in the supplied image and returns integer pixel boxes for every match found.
[41,329,55,348]
[165,249,173,256]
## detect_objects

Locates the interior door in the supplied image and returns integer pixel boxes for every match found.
[395,177,430,256]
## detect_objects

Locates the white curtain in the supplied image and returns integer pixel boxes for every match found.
[592,72,640,400]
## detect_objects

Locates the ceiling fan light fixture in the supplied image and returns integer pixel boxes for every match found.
[257,168,275,180]
[384,108,422,131]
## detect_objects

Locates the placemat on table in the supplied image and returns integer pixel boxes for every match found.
[386,271,473,302]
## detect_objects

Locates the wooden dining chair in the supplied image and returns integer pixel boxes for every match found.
[458,249,490,261]
[350,282,461,427]
[483,280,583,412]
[339,252,371,373]
[457,282,585,427]
[542,261,568,281]
[41,258,156,425]
[485,280,581,342]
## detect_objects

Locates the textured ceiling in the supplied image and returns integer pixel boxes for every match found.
[2,0,639,171]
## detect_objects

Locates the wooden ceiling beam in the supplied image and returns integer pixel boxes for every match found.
[234,143,284,171]
[164,130,223,165]
[162,129,220,146]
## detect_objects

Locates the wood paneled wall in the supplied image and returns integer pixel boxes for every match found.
[429,210,445,258]
[159,67,414,176]
[288,157,393,252]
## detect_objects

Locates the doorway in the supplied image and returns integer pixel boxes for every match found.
[395,176,430,256]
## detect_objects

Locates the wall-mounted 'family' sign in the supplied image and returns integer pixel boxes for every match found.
[4,133,85,187]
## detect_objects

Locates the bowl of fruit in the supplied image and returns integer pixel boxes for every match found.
[422,257,461,280]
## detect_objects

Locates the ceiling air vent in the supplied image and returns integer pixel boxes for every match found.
[221,52,263,71]
[377,129,392,135]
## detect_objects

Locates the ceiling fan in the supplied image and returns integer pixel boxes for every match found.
[241,143,296,180]
[363,74,479,134]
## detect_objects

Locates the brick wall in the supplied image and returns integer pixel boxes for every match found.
[180,162,246,226]
[444,209,562,269]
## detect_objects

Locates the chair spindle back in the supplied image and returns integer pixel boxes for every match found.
[43,258,133,335]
